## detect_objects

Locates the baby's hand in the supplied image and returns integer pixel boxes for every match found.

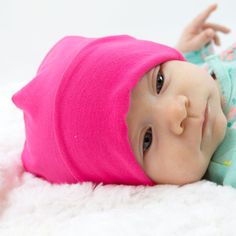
[176,4,230,53]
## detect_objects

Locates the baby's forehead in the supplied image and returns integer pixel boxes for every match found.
[131,65,158,93]
[131,72,149,96]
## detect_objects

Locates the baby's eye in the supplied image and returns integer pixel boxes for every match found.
[210,71,217,80]
[156,71,165,94]
[143,128,152,153]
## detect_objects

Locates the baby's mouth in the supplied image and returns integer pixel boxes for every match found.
[201,103,209,138]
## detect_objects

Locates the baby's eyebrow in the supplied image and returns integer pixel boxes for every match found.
[129,115,144,163]
[147,66,158,95]
[133,132,143,162]
[130,66,159,162]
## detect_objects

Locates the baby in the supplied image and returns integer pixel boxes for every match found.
[12,4,234,187]
[127,3,233,186]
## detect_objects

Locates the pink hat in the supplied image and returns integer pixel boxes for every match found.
[12,35,184,185]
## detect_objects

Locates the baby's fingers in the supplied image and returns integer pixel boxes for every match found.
[213,33,220,46]
[203,22,231,34]
[192,28,216,49]
[190,4,217,29]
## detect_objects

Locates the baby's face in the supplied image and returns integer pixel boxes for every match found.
[126,60,227,185]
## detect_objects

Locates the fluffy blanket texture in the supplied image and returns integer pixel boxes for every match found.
[1,82,236,236]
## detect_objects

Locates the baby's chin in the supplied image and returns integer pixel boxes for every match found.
[203,108,227,158]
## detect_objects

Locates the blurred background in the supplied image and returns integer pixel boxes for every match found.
[1,0,236,85]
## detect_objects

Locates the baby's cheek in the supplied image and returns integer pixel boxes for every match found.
[202,64,209,72]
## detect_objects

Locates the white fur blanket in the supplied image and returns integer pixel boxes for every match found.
[1,82,236,236]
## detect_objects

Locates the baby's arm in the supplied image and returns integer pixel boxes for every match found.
[176,4,230,54]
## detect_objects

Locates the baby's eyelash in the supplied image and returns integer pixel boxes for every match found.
[143,128,152,153]
[155,67,165,94]
[210,72,217,80]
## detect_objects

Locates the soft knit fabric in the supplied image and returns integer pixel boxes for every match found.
[12,35,184,185]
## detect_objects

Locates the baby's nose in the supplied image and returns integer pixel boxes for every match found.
[168,95,189,135]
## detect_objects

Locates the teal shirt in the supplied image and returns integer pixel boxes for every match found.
[184,43,236,188]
